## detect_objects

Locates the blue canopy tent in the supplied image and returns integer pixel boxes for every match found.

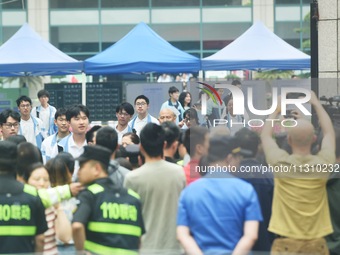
[0,23,83,76]
[84,22,200,74]
[202,21,310,70]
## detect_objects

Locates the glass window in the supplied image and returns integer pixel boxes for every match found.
[1,27,21,42]
[50,26,100,54]
[203,40,231,51]
[275,21,310,53]
[102,0,148,8]
[152,0,199,7]
[68,54,93,61]
[59,43,99,53]
[1,0,27,9]
[275,0,311,5]
[49,0,98,9]
[170,41,200,51]
[202,0,247,6]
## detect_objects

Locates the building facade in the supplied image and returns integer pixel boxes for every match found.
[0,0,310,61]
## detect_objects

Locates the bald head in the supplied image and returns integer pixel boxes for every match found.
[159,108,176,124]
[287,119,315,148]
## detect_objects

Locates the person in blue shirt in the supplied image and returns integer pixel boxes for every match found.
[161,86,185,124]
[177,135,263,255]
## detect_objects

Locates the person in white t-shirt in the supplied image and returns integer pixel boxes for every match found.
[114,102,134,144]
[16,95,44,149]
[31,89,57,138]
[41,108,70,164]
[129,95,159,136]
[54,104,90,181]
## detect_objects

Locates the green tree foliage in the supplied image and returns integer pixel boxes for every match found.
[4,76,43,89]
[255,70,294,80]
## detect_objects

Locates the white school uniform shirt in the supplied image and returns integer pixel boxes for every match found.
[19,116,44,148]
[114,125,132,144]
[128,114,159,136]
[56,134,87,181]
[41,133,58,164]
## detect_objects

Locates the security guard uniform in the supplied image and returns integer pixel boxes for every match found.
[0,173,48,254]
[73,177,145,255]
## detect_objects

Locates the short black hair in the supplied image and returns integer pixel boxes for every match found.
[115,102,134,116]
[168,86,179,94]
[95,126,118,153]
[86,125,102,143]
[37,89,50,99]
[234,128,260,158]
[16,95,32,107]
[55,152,75,175]
[6,135,26,145]
[140,123,165,158]
[66,104,90,121]
[0,109,21,125]
[16,142,43,178]
[122,132,140,144]
[161,121,180,149]
[54,108,67,120]
[184,126,209,157]
[134,95,149,105]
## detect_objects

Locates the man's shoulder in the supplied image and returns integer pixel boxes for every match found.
[110,159,130,176]
[150,115,159,124]
[49,105,57,111]
[57,133,72,147]
[32,116,44,128]
[160,159,185,172]
[42,134,56,144]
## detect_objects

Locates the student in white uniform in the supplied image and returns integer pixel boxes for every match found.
[16,95,44,149]
[31,89,57,138]
[114,102,134,144]
[129,95,159,136]
[41,108,70,164]
[53,104,90,180]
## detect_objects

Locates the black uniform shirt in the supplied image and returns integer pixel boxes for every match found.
[73,177,145,253]
[0,173,48,254]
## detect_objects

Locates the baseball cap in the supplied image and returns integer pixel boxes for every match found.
[77,145,111,168]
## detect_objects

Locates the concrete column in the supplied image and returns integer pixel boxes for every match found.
[27,0,49,41]
[253,0,274,31]
[318,0,339,96]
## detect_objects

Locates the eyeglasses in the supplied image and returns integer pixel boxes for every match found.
[118,112,130,117]
[183,117,190,123]
[2,122,20,129]
[136,102,146,106]
[19,104,31,108]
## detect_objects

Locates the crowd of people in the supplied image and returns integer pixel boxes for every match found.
[0,82,339,255]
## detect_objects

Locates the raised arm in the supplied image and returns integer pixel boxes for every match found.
[309,91,335,152]
[260,102,281,156]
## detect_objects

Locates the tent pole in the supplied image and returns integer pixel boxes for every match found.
[81,72,86,105]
